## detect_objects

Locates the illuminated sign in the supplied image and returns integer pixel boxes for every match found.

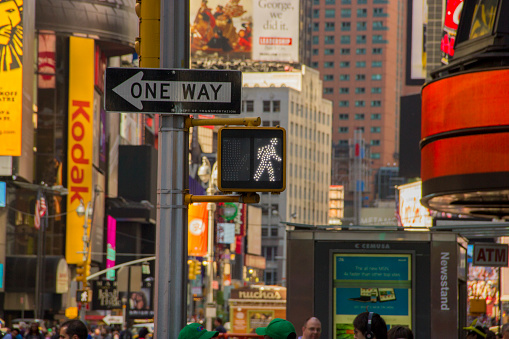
[218,126,286,193]
[473,244,508,267]
[66,36,95,264]
[0,0,23,156]
[441,0,464,64]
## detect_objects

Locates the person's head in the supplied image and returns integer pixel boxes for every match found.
[502,323,509,339]
[178,323,218,339]
[11,329,20,337]
[214,318,223,326]
[301,317,321,339]
[59,320,89,339]
[353,312,387,339]
[387,326,413,339]
[255,318,297,339]
[30,323,40,334]
[465,326,487,339]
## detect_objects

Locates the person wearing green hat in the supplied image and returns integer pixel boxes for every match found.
[255,318,297,339]
[178,323,219,339]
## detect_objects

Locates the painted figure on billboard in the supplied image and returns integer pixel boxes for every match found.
[441,0,463,64]
[0,0,22,71]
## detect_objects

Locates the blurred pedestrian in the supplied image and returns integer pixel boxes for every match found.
[4,328,22,339]
[387,326,413,339]
[119,324,132,339]
[501,323,509,339]
[137,327,149,339]
[464,320,487,339]
[25,323,44,339]
[178,323,218,339]
[213,318,227,333]
[487,330,498,339]
[255,318,297,339]
[299,317,321,339]
[353,312,387,339]
[59,320,88,339]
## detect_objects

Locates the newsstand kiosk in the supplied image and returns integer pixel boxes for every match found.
[286,230,467,339]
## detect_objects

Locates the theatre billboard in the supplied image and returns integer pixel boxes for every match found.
[190,0,299,63]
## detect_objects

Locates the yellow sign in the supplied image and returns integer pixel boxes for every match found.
[0,0,23,156]
[66,36,94,264]
[65,307,79,319]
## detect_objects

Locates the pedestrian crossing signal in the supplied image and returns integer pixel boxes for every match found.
[218,127,286,193]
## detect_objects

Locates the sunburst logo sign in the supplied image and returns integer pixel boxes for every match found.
[0,0,23,156]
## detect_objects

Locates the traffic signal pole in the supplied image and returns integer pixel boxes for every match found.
[155,0,189,338]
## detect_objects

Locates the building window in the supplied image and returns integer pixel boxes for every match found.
[373,21,385,29]
[265,270,278,285]
[262,227,268,237]
[243,100,254,112]
[355,87,365,94]
[356,35,366,43]
[340,61,350,68]
[341,9,351,18]
[372,61,382,67]
[357,22,367,30]
[324,87,334,94]
[325,48,335,55]
[355,100,365,107]
[262,121,270,127]
[311,61,319,68]
[339,100,349,107]
[373,48,383,54]
[273,100,280,112]
[341,0,351,3]
[339,114,349,120]
[341,35,351,44]
[324,74,334,81]
[263,100,271,112]
[355,113,365,120]
[357,8,367,17]
[370,152,381,159]
[262,246,278,261]
[371,126,381,133]
[340,74,350,81]
[324,62,335,68]
[272,120,280,126]
[371,113,381,120]
[270,227,278,237]
[325,35,335,44]
[325,9,336,18]
[312,49,319,55]
[326,0,336,3]
[325,22,336,31]
[356,48,366,54]
[358,0,367,3]
[339,139,349,145]
[355,74,366,80]
[357,127,365,132]
[340,48,351,55]
[356,61,366,67]
[373,35,384,43]
[313,9,320,18]
[339,87,350,94]
[371,100,382,107]
[313,22,319,31]
[313,36,319,44]
[371,139,381,146]
[341,22,351,31]
[372,74,382,80]
[371,87,382,93]
[373,8,386,16]
[339,127,349,133]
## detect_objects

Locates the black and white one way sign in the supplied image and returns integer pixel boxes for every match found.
[105,68,242,114]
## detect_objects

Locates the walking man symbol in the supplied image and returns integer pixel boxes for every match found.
[254,138,282,181]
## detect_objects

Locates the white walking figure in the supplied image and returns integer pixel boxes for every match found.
[254,138,282,181]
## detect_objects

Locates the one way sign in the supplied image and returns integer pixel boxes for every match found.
[105,67,242,114]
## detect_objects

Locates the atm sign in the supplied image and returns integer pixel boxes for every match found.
[473,244,508,267]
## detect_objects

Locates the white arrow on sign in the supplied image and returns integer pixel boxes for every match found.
[103,314,124,325]
[112,71,232,110]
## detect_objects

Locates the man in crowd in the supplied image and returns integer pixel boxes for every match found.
[300,317,321,339]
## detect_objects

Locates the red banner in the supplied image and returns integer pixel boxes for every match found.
[188,202,208,257]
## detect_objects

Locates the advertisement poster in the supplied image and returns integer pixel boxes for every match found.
[190,0,299,62]
[188,202,209,257]
[0,0,23,156]
[441,0,464,64]
[333,254,412,338]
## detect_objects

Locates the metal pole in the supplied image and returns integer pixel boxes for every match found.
[154,1,189,338]
[35,191,44,319]
[206,192,216,330]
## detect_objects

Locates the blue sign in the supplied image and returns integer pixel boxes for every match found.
[0,181,5,207]
[0,263,4,289]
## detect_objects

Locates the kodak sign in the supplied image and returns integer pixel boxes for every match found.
[66,37,94,264]
[473,244,508,267]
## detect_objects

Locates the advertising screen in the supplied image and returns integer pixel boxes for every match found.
[333,254,412,338]
[190,0,299,62]
[441,0,464,64]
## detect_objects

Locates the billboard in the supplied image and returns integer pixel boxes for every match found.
[408,0,427,81]
[190,0,299,62]
[66,36,95,264]
[333,254,412,338]
[396,181,432,227]
[0,0,23,156]
[441,0,464,64]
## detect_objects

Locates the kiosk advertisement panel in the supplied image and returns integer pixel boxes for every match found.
[333,253,412,338]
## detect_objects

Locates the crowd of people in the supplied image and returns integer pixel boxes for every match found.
[4,313,509,339]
